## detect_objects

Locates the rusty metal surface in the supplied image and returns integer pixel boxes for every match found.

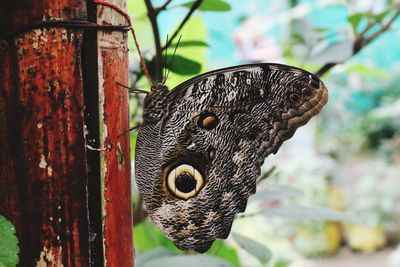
[96,1,133,266]
[0,0,132,266]
[0,12,90,267]
[0,0,86,30]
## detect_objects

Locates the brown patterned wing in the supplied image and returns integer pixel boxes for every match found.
[135,63,328,253]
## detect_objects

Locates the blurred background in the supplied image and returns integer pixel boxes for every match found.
[128,0,400,266]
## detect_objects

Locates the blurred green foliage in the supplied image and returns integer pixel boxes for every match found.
[134,219,241,267]
[129,0,400,266]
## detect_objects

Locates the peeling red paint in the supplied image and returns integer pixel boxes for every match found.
[96,1,133,264]
[0,0,132,266]
[0,24,90,266]
[0,25,88,266]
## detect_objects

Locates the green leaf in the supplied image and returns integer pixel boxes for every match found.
[0,216,19,267]
[164,16,207,88]
[182,0,231,12]
[250,183,303,203]
[238,15,248,23]
[345,64,387,78]
[136,248,177,267]
[348,13,363,32]
[260,205,360,223]
[134,220,181,254]
[165,54,202,75]
[307,40,353,64]
[370,99,400,119]
[348,10,389,32]
[206,240,241,267]
[291,33,306,44]
[170,40,209,48]
[232,233,271,264]
[372,9,390,22]
[143,255,233,267]
[314,27,327,33]
[274,258,291,267]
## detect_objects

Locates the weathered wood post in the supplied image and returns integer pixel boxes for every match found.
[0,0,133,266]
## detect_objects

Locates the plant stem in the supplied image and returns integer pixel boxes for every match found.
[145,0,163,82]
[361,9,400,48]
[155,0,173,15]
[162,0,204,51]
[315,9,400,77]
[133,195,148,225]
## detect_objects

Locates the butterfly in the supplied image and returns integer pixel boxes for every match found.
[135,63,328,253]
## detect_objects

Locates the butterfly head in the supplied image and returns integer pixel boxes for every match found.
[142,83,170,123]
[150,82,169,93]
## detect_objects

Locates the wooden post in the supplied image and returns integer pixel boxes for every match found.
[0,0,133,266]
[93,1,133,265]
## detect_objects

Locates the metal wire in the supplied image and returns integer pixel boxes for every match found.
[0,19,130,39]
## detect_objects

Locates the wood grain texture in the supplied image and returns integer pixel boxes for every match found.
[0,0,132,265]
[0,0,89,265]
[96,1,133,264]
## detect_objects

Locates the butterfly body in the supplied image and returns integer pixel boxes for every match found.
[135,63,328,253]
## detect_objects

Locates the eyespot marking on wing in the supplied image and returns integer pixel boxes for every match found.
[166,164,205,200]
[193,111,220,130]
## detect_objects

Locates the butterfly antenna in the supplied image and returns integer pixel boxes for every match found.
[116,82,148,94]
[163,34,169,84]
[164,35,182,84]
[117,125,141,138]
[117,120,159,138]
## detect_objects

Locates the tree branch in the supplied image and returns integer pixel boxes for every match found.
[315,9,400,77]
[145,0,163,82]
[155,0,173,15]
[361,9,400,48]
[133,195,148,226]
[140,0,204,83]
[162,0,204,51]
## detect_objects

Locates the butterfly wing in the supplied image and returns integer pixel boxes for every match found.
[135,63,328,252]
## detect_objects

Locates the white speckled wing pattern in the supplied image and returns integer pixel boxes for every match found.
[135,63,328,253]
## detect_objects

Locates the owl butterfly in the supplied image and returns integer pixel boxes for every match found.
[135,63,328,253]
